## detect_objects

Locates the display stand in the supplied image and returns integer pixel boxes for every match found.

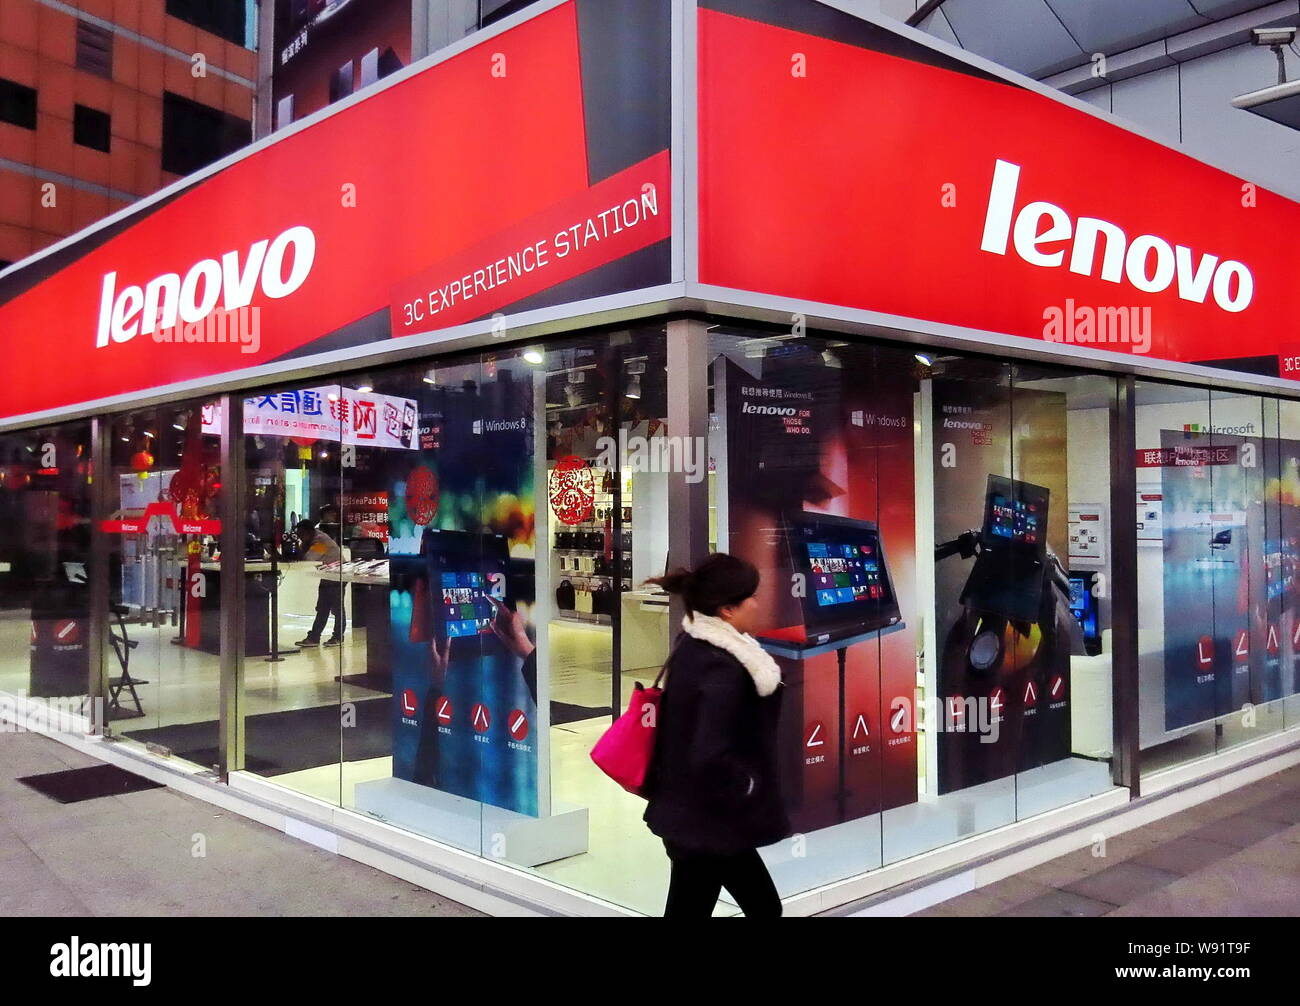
[760,622,907,822]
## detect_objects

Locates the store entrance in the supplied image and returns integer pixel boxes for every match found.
[102,400,225,769]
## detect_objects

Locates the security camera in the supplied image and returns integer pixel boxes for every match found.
[1252,27,1297,47]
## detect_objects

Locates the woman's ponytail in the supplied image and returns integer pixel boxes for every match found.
[646,553,758,616]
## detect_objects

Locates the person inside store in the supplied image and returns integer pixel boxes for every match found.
[643,553,789,918]
[294,518,346,647]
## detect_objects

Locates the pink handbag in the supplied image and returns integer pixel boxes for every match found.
[590,666,667,797]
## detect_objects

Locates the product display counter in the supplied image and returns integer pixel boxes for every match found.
[195,562,279,656]
[309,560,391,684]
[619,588,670,674]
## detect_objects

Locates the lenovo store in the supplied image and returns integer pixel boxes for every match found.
[2,0,1300,917]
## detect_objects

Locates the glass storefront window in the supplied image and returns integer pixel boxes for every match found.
[102,401,224,767]
[0,423,93,711]
[1137,382,1298,780]
[8,319,1300,916]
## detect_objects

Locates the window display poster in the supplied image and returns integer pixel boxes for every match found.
[1159,431,1300,730]
[385,365,540,816]
[718,344,918,833]
[930,379,1072,794]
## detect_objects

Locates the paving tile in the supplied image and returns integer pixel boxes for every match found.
[1188,813,1292,849]
[999,889,1114,917]
[1245,793,1300,825]
[0,732,483,917]
[1061,862,1181,906]
[1113,861,1300,917]
[1131,835,1240,875]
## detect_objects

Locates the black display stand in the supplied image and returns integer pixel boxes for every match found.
[760,623,907,822]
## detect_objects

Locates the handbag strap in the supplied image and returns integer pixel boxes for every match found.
[650,634,686,689]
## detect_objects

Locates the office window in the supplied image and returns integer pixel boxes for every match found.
[329,61,354,104]
[0,78,37,131]
[481,0,544,27]
[276,94,294,131]
[359,49,379,90]
[379,47,403,79]
[161,92,251,176]
[75,20,114,79]
[73,105,111,152]
[358,48,404,90]
[165,0,247,46]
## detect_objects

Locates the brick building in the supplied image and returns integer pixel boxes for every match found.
[0,0,256,268]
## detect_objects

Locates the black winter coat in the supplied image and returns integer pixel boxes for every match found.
[642,634,790,854]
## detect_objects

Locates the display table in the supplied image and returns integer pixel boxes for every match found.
[619,588,670,675]
[194,562,279,657]
[307,563,391,684]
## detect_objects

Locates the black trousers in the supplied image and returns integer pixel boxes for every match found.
[663,841,782,918]
[310,580,346,640]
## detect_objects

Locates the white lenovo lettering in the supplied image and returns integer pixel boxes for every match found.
[95,225,316,348]
[981,159,1253,313]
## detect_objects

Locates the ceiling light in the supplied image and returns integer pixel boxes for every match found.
[914,353,933,367]
[523,349,544,365]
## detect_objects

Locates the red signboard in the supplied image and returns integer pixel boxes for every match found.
[0,0,670,423]
[698,2,1300,375]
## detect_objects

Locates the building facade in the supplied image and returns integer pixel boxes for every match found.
[0,0,257,269]
[1,0,1299,917]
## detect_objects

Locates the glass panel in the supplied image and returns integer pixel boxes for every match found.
[0,422,93,718]
[1135,381,1218,775]
[705,326,909,896]
[529,328,670,912]
[1009,365,1118,819]
[241,383,345,802]
[104,401,223,769]
[339,356,491,858]
[1276,398,1300,730]
[1211,389,1284,752]
[896,353,1017,861]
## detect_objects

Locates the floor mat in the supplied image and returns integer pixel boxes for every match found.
[18,763,164,803]
[122,698,608,772]
[122,699,391,776]
[334,673,393,694]
[551,701,612,725]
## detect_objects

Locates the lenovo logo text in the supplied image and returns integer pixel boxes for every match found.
[980,160,1252,313]
[95,225,316,348]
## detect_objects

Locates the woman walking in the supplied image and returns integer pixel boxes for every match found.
[644,553,789,918]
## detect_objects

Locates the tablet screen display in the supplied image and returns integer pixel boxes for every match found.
[422,529,509,639]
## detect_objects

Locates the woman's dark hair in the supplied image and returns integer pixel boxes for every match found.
[647,553,759,616]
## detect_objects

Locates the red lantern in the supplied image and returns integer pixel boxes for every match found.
[130,451,154,472]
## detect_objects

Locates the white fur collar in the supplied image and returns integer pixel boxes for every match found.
[681,614,782,697]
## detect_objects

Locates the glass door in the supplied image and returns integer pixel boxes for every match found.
[104,401,224,768]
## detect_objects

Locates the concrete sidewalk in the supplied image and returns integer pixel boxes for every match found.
[918,763,1300,916]
[0,731,482,917]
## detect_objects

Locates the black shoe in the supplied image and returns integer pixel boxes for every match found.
[323,636,342,647]
[295,636,320,647]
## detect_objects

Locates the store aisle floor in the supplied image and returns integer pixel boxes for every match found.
[915,764,1300,917]
[0,731,482,917]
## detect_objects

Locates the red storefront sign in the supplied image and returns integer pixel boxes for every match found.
[698,2,1300,374]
